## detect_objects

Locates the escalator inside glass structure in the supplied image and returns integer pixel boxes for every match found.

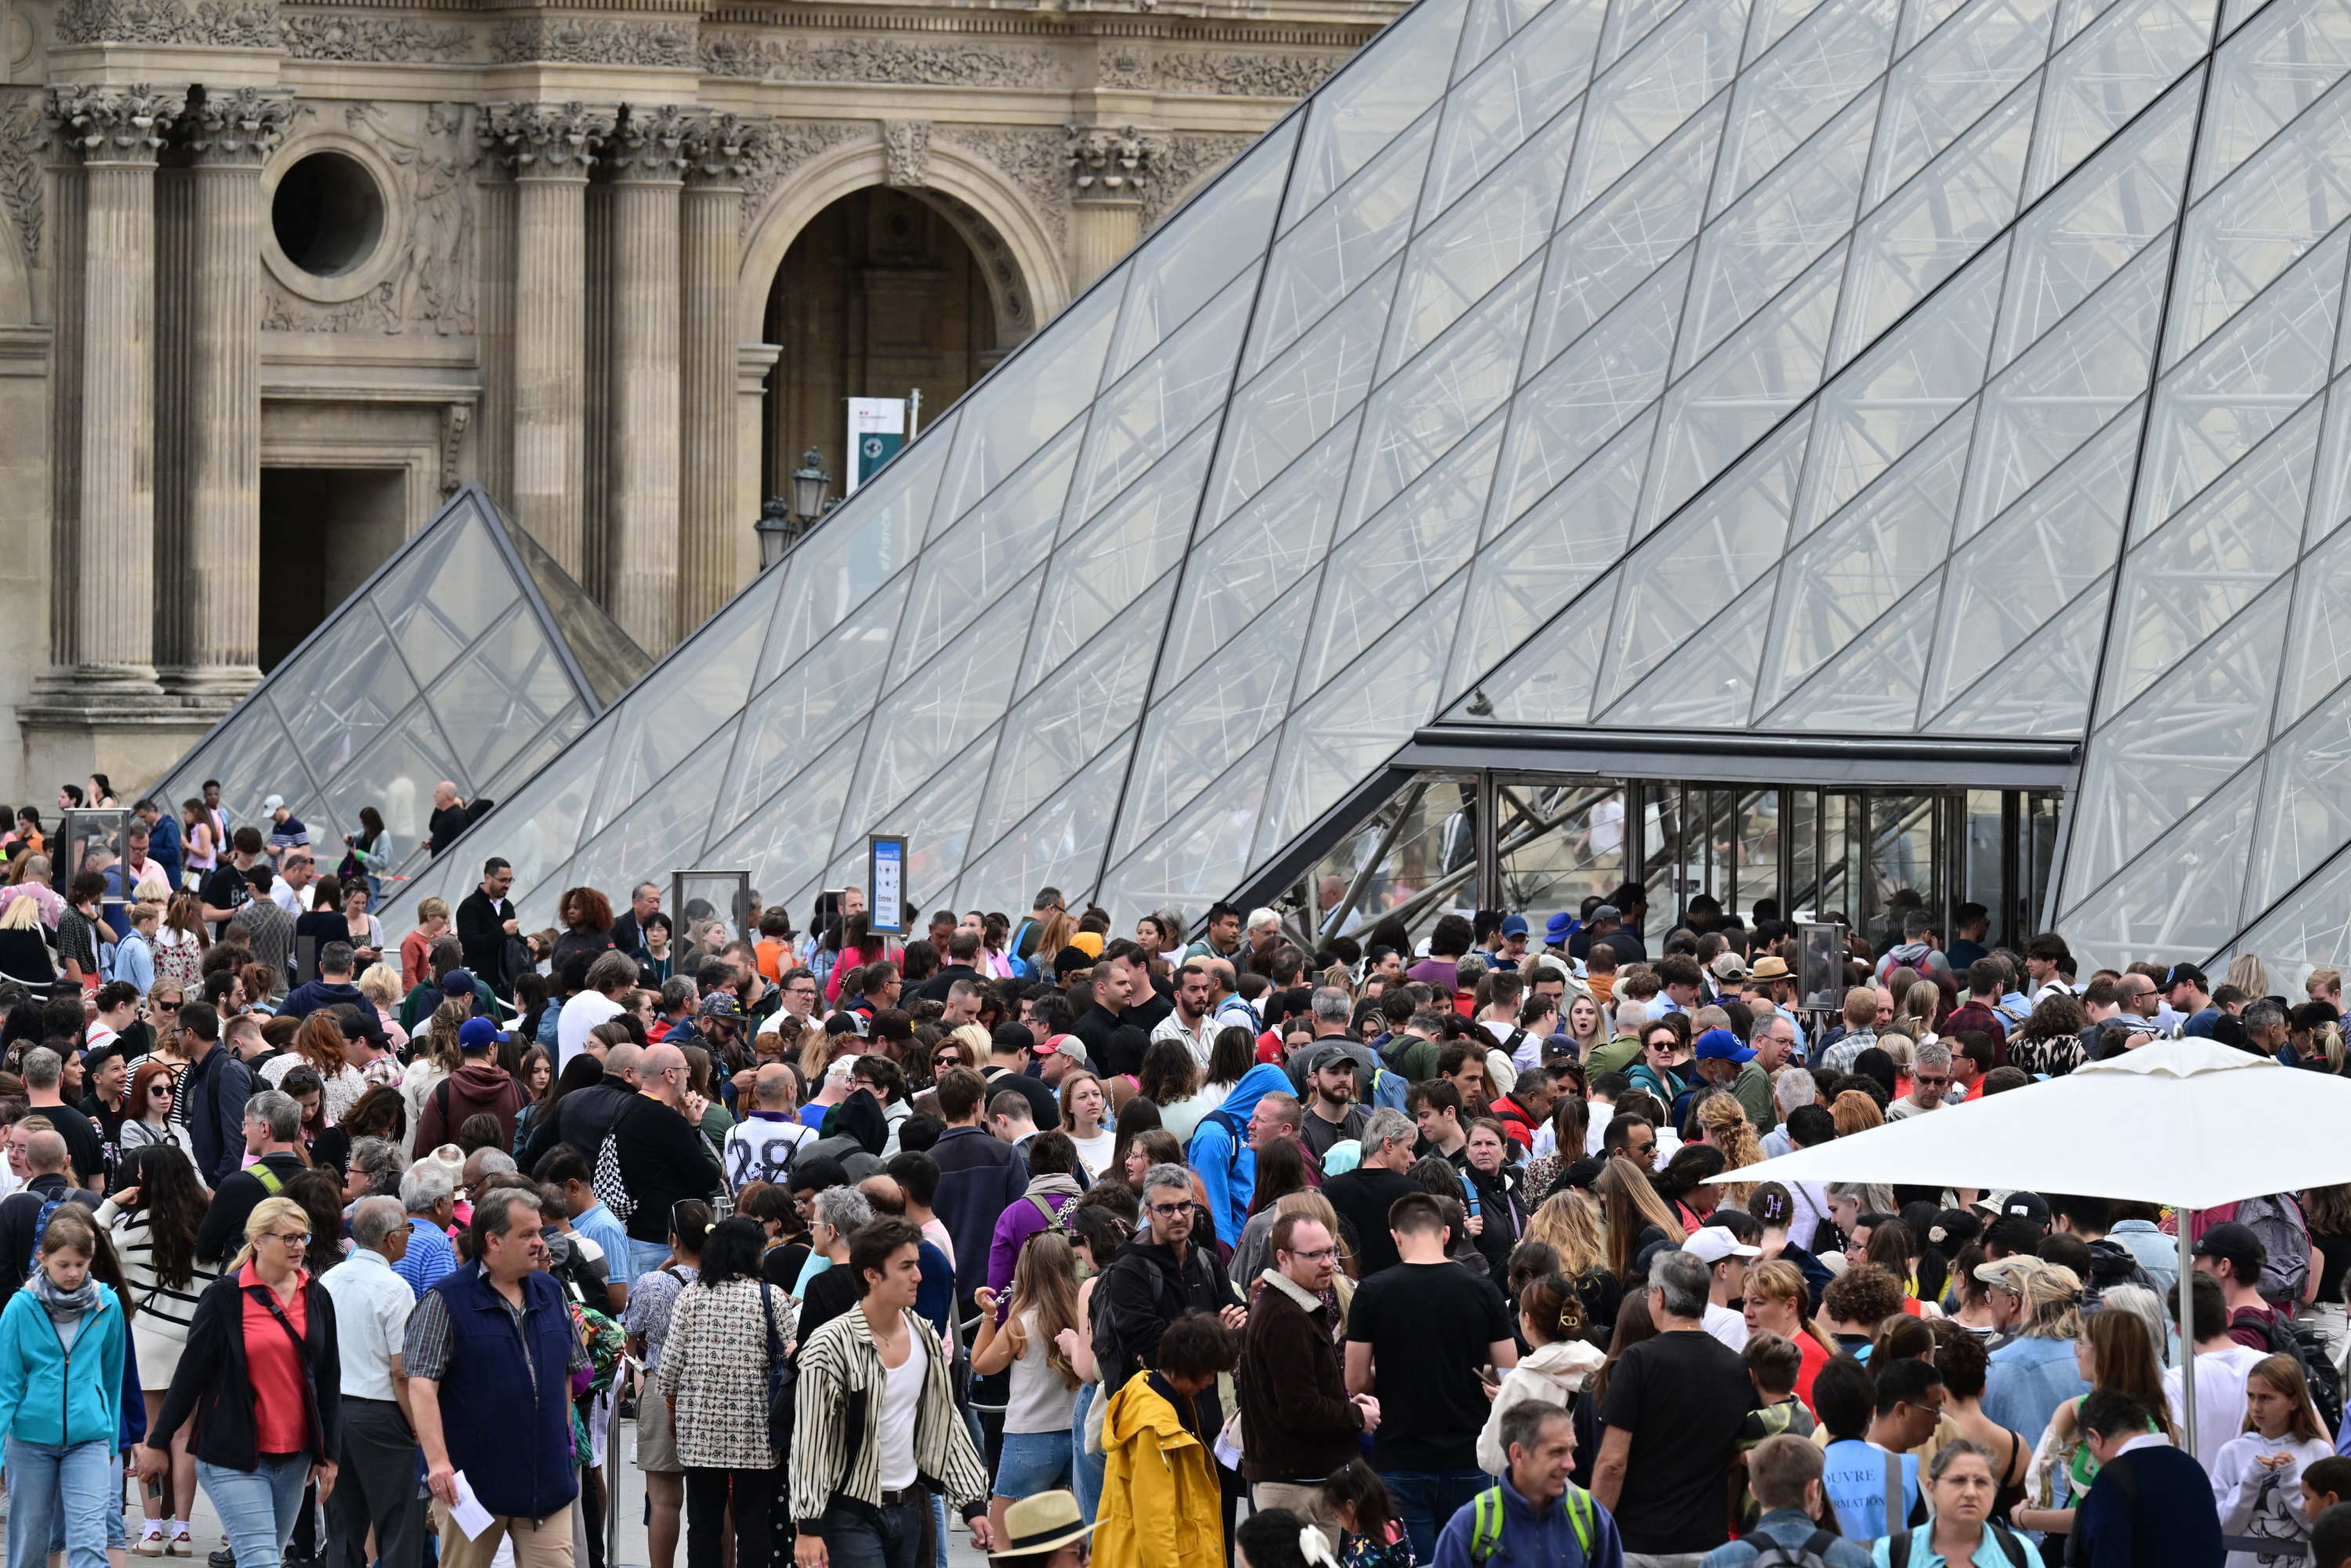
[1284,774,2065,968]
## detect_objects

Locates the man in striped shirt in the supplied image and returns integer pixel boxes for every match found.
[790,1217,996,1568]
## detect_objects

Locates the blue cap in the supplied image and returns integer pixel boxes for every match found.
[440,969,477,996]
[458,1016,509,1052]
[1500,914,1528,937]
[1544,911,1577,944]
[1694,1027,1753,1063]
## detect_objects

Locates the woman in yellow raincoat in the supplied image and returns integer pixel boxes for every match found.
[1092,1312,1241,1568]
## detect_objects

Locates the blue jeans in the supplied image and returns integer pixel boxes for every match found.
[623,1237,674,1284]
[1070,1382,1104,1523]
[5,1434,113,1568]
[1379,1467,1489,1565]
[45,1452,126,1552]
[818,1495,930,1568]
[199,1453,313,1567]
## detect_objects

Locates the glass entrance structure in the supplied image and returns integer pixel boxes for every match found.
[369,0,2351,988]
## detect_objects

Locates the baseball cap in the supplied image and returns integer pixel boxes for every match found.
[1709,952,1749,981]
[1544,912,1577,944]
[1045,1034,1088,1063]
[871,1008,915,1045]
[2164,962,2209,991]
[1500,914,1528,938]
[1684,1226,1762,1264]
[1972,1255,2049,1292]
[457,1016,508,1051]
[440,969,477,996]
[262,795,284,811]
[1693,1027,1753,1063]
[1592,904,1621,922]
[2001,1190,2052,1228]
[991,1023,1036,1056]
[822,1010,864,1037]
[699,991,743,1020]
[2192,1220,2266,1278]
[1750,956,1791,981]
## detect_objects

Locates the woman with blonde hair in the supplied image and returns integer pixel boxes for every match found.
[1525,1189,1620,1332]
[1695,1092,1764,1194]
[139,1195,340,1568]
[2225,953,2273,1001]
[1893,979,1943,1044]
[1831,1088,1884,1137]
[2014,1304,2169,1544]
[1744,1258,1838,1407]
[353,963,411,1056]
[1596,1156,1685,1286]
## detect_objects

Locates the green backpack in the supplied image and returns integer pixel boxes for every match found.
[1466,1483,1593,1563]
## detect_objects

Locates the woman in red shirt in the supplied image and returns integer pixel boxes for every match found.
[139,1196,342,1568]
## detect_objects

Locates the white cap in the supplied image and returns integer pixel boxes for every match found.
[262,794,285,811]
[1683,1226,1762,1264]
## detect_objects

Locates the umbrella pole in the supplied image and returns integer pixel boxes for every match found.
[2179,1206,2195,1453]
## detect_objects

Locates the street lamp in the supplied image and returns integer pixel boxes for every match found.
[792,449,832,528]
[754,495,793,570]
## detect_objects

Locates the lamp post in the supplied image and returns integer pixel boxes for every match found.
[792,449,831,531]
[754,495,793,571]
[752,449,835,570]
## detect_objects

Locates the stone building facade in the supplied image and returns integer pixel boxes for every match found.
[1,0,1396,798]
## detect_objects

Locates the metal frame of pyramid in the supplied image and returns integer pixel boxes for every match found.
[376,0,2351,984]
[150,483,649,900]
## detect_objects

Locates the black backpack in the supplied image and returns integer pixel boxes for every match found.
[1747,1529,1850,1567]
[2241,1305,2345,1436]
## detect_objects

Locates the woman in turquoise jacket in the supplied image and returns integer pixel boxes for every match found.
[0,1204,128,1568]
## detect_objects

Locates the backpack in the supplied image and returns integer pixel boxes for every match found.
[1885,1523,2028,1568]
[1465,1481,1592,1563]
[1365,1067,1407,1114]
[1025,1192,1071,1237]
[2239,1304,2345,1436]
[1747,1528,1846,1568]
[1089,1251,1176,1396]
[2234,1193,2313,1307]
[592,1099,642,1222]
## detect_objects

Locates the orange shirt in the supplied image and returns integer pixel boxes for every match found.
[239,1263,313,1455]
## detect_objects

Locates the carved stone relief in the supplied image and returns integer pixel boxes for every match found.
[1066,123,1164,197]
[0,90,40,266]
[699,32,1061,89]
[491,17,694,68]
[280,14,470,63]
[737,119,871,241]
[937,125,1067,243]
[56,0,278,49]
[1141,131,1254,230]
[264,101,476,335]
[882,119,929,187]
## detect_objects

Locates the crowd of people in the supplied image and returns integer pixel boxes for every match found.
[4,824,2351,1568]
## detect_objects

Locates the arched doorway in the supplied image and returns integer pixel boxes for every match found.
[761,186,1005,505]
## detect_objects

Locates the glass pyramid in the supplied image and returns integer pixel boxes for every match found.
[376,0,2351,983]
[151,484,649,898]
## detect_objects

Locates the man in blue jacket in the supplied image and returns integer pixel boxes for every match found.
[927,1066,1027,1305]
[404,1186,589,1568]
[1433,1403,1623,1568]
[175,1001,251,1187]
[1184,1061,1292,1247]
[2073,1387,2223,1566]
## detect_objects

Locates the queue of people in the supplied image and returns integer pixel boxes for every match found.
[4,864,2351,1568]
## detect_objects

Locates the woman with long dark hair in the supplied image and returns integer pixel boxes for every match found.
[342,806,390,904]
[100,1143,216,1554]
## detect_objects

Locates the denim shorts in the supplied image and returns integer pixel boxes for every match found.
[991,1431,1073,1499]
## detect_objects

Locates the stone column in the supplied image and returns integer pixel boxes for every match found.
[174,87,290,694]
[1067,124,1164,289]
[482,102,611,577]
[603,103,686,652]
[679,112,759,632]
[44,110,85,683]
[474,161,516,507]
[49,84,181,693]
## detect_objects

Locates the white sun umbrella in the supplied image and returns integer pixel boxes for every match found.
[1724,1037,2351,1446]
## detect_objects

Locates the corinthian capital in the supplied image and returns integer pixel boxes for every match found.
[680,110,765,188]
[182,85,293,166]
[1066,123,1165,197]
[47,83,186,165]
[607,103,690,182]
[480,100,614,179]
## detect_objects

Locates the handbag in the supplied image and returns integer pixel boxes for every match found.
[759,1282,798,1461]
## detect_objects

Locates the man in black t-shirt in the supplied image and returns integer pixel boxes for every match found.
[1344,1190,1518,1563]
[198,824,265,941]
[981,1024,1061,1129]
[1592,1248,1755,1560]
[1320,1108,1424,1277]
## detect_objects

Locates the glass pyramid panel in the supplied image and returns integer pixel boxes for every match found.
[375,0,2351,977]
[154,484,645,893]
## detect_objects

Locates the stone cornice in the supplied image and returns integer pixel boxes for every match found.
[703,5,1386,46]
